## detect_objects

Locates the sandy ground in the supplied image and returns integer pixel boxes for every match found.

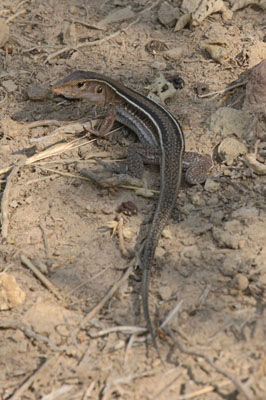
[0,1,266,399]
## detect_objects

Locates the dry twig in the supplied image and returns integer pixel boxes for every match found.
[8,356,60,400]
[21,254,63,301]
[6,8,27,23]
[74,263,134,334]
[89,325,146,338]
[197,80,247,98]
[0,320,58,351]
[164,328,253,400]
[45,17,140,63]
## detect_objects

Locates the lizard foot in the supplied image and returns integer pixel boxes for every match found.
[81,168,142,188]
[93,157,128,174]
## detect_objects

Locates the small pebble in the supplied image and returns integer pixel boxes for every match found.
[151,61,167,70]
[204,178,220,193]
[190,193,205,207]
[158,1,178,27]
[218,137,247,165]
[26,84,51,100]
[70,6,79,14]
[162,228,172,239]
[158,285,172,301]
[232,273,249,291]
[10,200,18,208]
[0,19,9,48]
[1,80,17,93]
[165,47,185,60]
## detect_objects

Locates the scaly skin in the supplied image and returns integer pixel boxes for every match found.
[51,71,186,357]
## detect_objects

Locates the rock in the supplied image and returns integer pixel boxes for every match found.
[212,220,244,249]
[165,47,186,60]
[232,273,249,291]
[0,273,26,310]
[158,285,172,301]
[218,137,247,165]
[0,19,9,48]
[243,58,266,114]
[204,178,220,193]
[26,84,52,100]
[1,80,17,93]
[219,252,251,277]
[97,6,135,29]
[248,42,266,69]
[190,193,206,206]
[231,206,259,223]
[204,43,228,64]
[151,61,167,70]
[24,300,80,337]
[158,1,178,27]
[206,107,254,140]
[210,209,224,224]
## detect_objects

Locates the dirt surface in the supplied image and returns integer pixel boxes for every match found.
[0,1,266,399]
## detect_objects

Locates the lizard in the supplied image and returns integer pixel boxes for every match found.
[51,71,212,357]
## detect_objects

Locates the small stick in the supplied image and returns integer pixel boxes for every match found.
[152,372,183,400]
[0,126,118,177]
[21,255,63,301]
[0,320,58,350]
[74,263,133,333]
[165,328,253,400]
[124,334,137,365]
[89,325,146,338]
[26,119,65,128]
[39,223,50,258]
[211,176,247,193]
[14,0,29,12]
[175,382,230,400]
[117,214,129,257]
[159,300,183,329]
[37,167,92,181]
[1,160,24,240]
[26,173,58,185]
[45,17,140,63]
[198,80,248,98]
[40,385,74,400]
[6,8,27,23]
[8,356,60,400]
[38,167,156,194]
[69,19,104,30]
[0,137,86,176]
[67,265,112,297]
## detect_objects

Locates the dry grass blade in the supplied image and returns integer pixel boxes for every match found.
[74,263,134,334]
[0,137,85,176]
[8,355,60,400]
[21,255,63,301]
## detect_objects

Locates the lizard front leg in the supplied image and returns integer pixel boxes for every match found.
[87,105,117,137]
[81,142,160,188]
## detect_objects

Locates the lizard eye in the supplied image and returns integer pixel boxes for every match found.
[97,86,103,93]
[77,81,85,88]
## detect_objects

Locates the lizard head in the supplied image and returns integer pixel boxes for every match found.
[51,71,113,106]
